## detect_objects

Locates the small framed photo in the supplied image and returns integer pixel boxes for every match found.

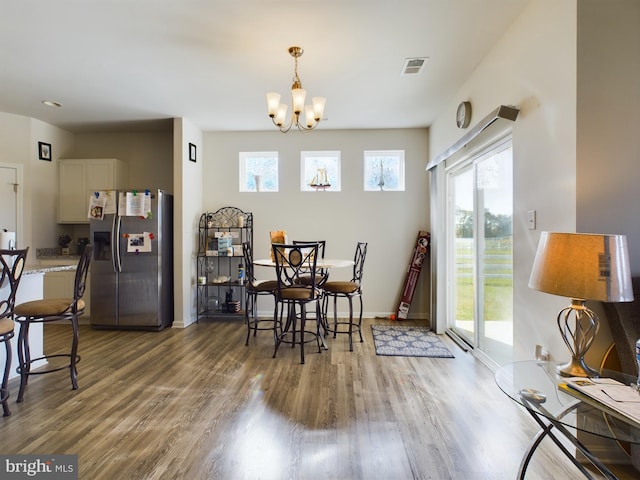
[38,142,52,161]
[189,143,197,163]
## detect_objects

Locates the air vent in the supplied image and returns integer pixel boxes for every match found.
[401,57,428,75]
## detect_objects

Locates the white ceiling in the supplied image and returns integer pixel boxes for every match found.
[1,0,529,133]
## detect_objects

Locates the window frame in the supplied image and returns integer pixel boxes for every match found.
[363,150,405,191]
[300,150,341,192]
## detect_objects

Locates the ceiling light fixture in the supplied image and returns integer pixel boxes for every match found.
[266,46,326,133]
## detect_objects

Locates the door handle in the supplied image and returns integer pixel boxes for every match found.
[114,215,122,273]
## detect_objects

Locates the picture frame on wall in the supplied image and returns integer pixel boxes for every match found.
[38,142,52,161]
[189,143,197,162]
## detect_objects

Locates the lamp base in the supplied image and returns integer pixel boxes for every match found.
[555,299,601,377]
[556,357,600,378]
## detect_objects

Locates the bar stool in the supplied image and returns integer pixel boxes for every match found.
[14,245,92,402]
[322,242,367,351]
[243,241,279,345]
[272,243,323,364]
[0,248,29,416]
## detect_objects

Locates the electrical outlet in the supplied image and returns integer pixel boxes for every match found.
[535,344,549,361]
[527,210,536,230]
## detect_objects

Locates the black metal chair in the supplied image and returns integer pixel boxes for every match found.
[14,245,92,402]
[322,242,367,351]
[243,241,279,345]
[272,243,323,364]
[0,248,28,416]
[292,240,328,287]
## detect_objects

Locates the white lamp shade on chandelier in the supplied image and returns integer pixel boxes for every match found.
[266,46,326,132]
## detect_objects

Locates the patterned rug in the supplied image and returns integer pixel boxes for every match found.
[371,325,454,358]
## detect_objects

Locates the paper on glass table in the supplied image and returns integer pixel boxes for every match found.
[559,377,640,428]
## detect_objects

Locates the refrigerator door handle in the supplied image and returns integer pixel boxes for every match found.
[115,214,122,273]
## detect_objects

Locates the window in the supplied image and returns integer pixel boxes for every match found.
[300,151,341,192]
[363,150,405,191]
[239,152,278,192]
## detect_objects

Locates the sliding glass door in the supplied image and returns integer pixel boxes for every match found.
[447,137,513,366]
[450,165,476,345]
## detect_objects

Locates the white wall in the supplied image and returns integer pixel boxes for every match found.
[0,112,75,261]
[576,0,640,272]
[174,118,203,327]
[203,128,430,319]
[29,119,75,252]
[0,113,29,249]
[429,0,578,362]
[72,130,173,193]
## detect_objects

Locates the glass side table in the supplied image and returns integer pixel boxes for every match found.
[495,361,640,480]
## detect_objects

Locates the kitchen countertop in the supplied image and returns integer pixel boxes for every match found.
[36,247,81,261]
[37,255,81,261]
[24,265,77,275]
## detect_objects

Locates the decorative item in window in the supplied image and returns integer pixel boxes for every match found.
[38,142,52,161]
[364,150,405,191]
[239,152,279,192]
[309,168,330,190]
[301,151,340,192]
[377,161,386,191]
[254,175,263,192]
[189,143,197,162]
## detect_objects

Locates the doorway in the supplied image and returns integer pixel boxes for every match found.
[446,136,513,367]
[0,164,21,246]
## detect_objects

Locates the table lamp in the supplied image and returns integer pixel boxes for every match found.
[528,232,634,377]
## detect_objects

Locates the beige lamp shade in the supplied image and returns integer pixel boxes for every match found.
[528,232,633,303]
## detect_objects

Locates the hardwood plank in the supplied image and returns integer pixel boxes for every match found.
[0,318,637,479]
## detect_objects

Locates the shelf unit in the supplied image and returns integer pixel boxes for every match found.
[197,207,253,321]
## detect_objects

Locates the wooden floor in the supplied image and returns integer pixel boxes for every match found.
[1,317,637,479]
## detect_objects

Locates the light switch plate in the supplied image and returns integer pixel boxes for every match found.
[527,210,536,230]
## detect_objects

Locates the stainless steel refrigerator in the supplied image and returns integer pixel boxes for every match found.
[90,189,173,330]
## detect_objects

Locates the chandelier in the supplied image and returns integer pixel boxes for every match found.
[266,46,326,133]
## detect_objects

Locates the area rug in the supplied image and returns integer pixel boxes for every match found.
[371,325,454,358]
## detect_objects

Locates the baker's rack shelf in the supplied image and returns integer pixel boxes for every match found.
[196,207,253,321]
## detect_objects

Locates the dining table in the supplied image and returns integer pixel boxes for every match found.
[253,257,355,350]
[253,258,354,269]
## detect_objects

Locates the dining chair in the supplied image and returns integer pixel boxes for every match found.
[322,242,368,351]
[272,243,323,364]
[0,248,28,416]
[14,245,92,403]
[242,241,279,346]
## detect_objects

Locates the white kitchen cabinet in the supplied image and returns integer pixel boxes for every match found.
[1,272,45,380]
[44,270,74,298]
[58,158,128,223]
